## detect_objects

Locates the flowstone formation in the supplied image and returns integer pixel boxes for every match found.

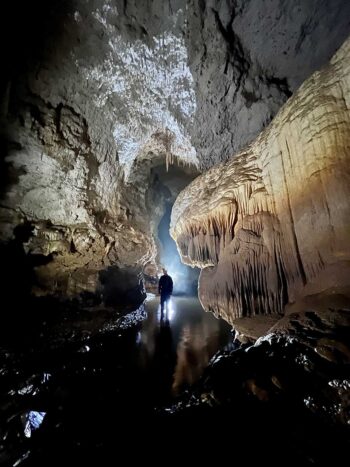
[1,0,350,303]
[171,37,350,332]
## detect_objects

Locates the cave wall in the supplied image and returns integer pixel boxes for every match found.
[171,37,350,326]
[0,0,195,298]
[1,0,350,300]
[186,0,350,169]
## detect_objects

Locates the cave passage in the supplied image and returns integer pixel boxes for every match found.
[157,202,199,296]
[1,1,350,464]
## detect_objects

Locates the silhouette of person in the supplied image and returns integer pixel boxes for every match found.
[158,268,173,319]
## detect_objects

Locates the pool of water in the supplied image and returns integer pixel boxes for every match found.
[1,295,234,465]
[137,296,234,399]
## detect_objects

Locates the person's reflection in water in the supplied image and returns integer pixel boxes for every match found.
[137,312,175,402]
[153,319,175,402]
[137,311,158,369]
[172,319,220,396]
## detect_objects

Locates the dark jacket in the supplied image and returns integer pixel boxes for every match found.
[158,274,173,296]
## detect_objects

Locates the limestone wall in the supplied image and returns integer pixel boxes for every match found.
[171,37,350,325]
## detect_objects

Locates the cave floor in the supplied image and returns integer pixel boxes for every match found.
[1,295,349,465]
[139,295,234,399]
[0,296,234,466]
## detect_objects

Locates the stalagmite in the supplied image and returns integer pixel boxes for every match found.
[171,37,350,326]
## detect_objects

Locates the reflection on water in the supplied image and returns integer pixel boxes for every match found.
[172,319,220,395]
[137,296,232,398]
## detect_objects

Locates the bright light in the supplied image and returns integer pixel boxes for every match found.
[158,204,200,296]
[156,298,176,321]
[167,298,175,320]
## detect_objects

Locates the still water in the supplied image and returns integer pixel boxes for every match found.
[135,295,233,400]
[1,296,234,465]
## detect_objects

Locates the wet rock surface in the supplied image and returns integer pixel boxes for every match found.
[0,296,233,466]
[163,309,350,464]
[1,300,349,466]
[0,298,146,466]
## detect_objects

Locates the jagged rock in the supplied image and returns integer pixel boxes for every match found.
[171,37,350,326]
[186,0,350,169]
[232,315,280,341]
[162,315,350,463]
[1,0,350,300]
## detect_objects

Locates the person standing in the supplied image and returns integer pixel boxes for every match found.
[158,268,173,319]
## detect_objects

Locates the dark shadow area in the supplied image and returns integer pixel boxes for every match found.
[0,0,75,86]
[98,266,146,308]
[1,298,349,467]
[0,222,60,351]
[157,202,199,295]
[0,222,55,304]
[1,222,36,299]
[150,162,199,196]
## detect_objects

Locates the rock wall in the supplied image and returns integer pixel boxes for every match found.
[186,0,350,169]
[171,37,350,326]
[0,0,197,299]
[1,0,350,300]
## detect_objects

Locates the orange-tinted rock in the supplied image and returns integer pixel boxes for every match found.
[171,37,350,326]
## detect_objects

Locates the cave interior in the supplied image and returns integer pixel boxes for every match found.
[0,0,350,465]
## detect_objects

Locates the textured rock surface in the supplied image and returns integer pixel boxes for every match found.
[1,0,350,298]
[171,37,350,326]
[164,307,350,464]
[186,0,350,168]
[0,0,200,298]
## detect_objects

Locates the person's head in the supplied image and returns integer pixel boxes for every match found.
[162,268,168,275]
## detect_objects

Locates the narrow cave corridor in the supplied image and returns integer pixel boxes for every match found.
[157,202,199,296]
[1,0,350,465]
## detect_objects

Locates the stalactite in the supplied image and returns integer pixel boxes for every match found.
[171,37,350,324]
